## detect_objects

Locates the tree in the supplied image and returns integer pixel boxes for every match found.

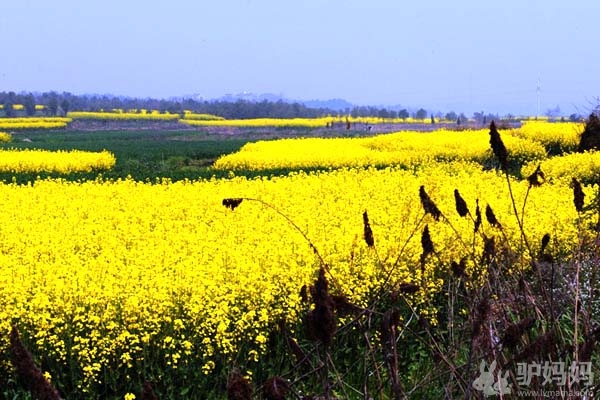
[60,99,70,115]
[570,113,582,122]
[445,111,458,121]
[545,105,561,119]
[377,108,390,119]
[415,108,427,120]
[3,101,14,117]
[47,96,59,116]
[23,93,36,116]
[398,109,409,120]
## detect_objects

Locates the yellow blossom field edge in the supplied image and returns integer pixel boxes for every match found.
[180,116,455,128]
[0,162,592,393]
[68,111,180,121]
[0,149,116,173]
[0,117,72,130]
[213,127,548,171]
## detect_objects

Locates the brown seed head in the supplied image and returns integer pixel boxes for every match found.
[474,199,482,233]
[489,120,508,171]
[481,235,496,264]
[527,164,545,187]
[485,204,501,228]
[454,189,469,217]
[222,198,243,210]
[397,282,420,294]
[540,233,551,253]
[331,294,362,316]
[420,225,435,266]
[419,185,442,221]
[362,211,375,247]
[306,268,336,346]
[571,177,585,212]
[451,258,468,279]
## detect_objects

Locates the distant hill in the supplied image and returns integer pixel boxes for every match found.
[301,98,354,112]
[196,92,355,112]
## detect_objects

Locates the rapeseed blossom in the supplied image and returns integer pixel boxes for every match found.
[0,149,115,173]
[214,128,546,171]
[0,131,11,142]
[0,162,592,394]
[0,117,71,130]
[68,111,180,121]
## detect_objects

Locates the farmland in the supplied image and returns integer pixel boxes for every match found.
[1,119,599,399]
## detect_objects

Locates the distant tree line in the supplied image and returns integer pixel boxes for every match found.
[0,91,583,122]
[0,91,347,119]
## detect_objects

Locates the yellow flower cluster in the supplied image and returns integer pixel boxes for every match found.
[0,131,11,142]
[68,111,180,121]
[0,117,72,130]
[0,149,116,173]
[180,115,451,128]
[0,162,591,393]
[214,128,546,171]
[514,121,583,152]
[181,117,333,128]
[182,112,225,121]
[522,150,600,184]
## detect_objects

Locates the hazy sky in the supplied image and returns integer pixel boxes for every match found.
[1,0,599,115]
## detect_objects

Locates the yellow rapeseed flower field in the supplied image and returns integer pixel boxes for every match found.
[214,128,547,171]
[0,162,592,393]
[0,149,116,173]
[68,111,180,121]
[0,117,72,130]
[0,131,11,142]
[522,150,600,184]
[180,116,438,128]
[514,120,583,153]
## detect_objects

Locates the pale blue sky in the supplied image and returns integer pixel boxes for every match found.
[1,0,599,115]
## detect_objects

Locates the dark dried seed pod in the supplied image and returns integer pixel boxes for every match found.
[306,268,336,346]
[362,211,375,247]
[454,189,469,217]
[420,225,435,258]
[485,204,501,228]
[571,177,585,212]
[527,164,545,187]
[419,185,442,221]
[451,258,467,279]
[540,233,551,253]
[332,294,362,316]
[489,120,508,171]
[474,199,482,233]
[397,282,420,294]
[481,235,495,264]
[222,198,243,210]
